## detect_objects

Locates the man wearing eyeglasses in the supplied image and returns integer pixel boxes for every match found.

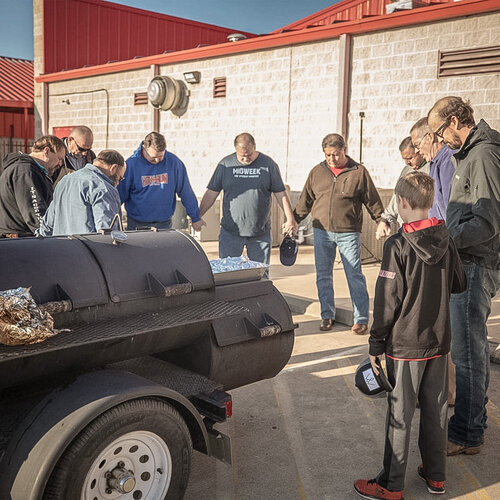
[38,150,126,236]
[428,96,500,457]
[52,126,96,185]
[409,117,455,222]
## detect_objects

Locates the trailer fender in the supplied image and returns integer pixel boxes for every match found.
[0,369,212,500]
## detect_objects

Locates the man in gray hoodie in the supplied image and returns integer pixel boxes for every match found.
[428,96,500,456]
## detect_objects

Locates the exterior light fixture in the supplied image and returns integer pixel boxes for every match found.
[183,71,201,84]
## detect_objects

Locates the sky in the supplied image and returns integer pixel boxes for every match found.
[0,0,340,61]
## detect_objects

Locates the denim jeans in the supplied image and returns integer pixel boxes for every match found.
[219,227,272,265]
[449,262,500,447]
[313,228,369,324]
[126,216,172,230]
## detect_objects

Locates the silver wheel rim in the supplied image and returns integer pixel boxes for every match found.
[81,430,172,499]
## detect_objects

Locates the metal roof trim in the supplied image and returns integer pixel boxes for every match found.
[36,0,499,84]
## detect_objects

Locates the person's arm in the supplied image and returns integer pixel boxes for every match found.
[91,187,122,232]
[448,149,500,249]
[199,189,220,218]
[362,168,384,223]
[450,237,467,294]
[293,171,315,223]
[369,238,404,357]
[117,162,131,205]
[174,160,201,224]
[13,169,52,234]
[273,191,298,236]
[375,220,392,241]
[37,200,55,236]
[435,155,456,220]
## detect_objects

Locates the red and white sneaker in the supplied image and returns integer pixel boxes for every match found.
[354,479,403,500]
[418,465,446,495]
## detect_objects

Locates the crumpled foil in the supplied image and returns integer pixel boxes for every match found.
[0,287,59,346]
[209,256,269,274]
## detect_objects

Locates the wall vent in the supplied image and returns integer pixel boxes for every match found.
[213,77,227,98]
[438,45,500,77]
[134,92,148,105]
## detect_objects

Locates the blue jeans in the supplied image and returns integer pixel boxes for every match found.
[313,228,369,324]
[449,262,500,447]
[219,227,272,265]
[126,216,172,230]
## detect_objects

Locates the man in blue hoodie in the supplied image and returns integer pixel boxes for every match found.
[119,132,204,231]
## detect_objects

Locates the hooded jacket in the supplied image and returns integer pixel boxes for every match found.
[118,142,200,223]
[0,153,54,236]
[446,119,500,269]
[294,157,384,232]
[369,223,466,359]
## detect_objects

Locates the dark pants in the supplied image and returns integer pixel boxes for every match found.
[377,356,448,492]
[449,262,500,447]
[126,216,172,230]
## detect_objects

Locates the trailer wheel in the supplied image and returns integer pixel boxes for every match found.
[43,398,192,500]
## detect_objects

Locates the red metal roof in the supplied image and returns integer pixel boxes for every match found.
[36,0,499,83]
[42,0,256,74]
[272,0,455,32]
[0,57,34,108]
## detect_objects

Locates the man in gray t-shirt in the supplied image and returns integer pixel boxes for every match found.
[199,133,297,265]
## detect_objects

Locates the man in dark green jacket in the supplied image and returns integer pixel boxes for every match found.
[428,96,500,457]
[294,133,384,334]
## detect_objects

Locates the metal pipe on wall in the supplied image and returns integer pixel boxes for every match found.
[47,89,110,148]
[152,64,160,132]
[336,34,352,141]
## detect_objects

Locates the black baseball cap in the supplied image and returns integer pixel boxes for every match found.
[280,236,298,266]
[355,357,393,396]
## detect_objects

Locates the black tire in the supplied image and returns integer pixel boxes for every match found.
[43,398,192,500]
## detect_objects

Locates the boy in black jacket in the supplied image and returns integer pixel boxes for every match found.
[354,171,466,500]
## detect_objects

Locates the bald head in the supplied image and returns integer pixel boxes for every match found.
[68,126,94,158]
[234,132,258,164]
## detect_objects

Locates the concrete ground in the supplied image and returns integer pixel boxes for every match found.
[184,241,500,500]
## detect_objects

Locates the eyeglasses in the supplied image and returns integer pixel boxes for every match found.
[70,136,91,154]
[412,133,429,151]
[433,119,450,139]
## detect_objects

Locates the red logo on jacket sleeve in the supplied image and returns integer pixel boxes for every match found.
[379,269,396,279]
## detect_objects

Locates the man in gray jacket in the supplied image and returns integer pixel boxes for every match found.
[39,150,126,236]
[428,96,500,456]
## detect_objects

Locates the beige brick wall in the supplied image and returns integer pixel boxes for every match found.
[349,12,500,188]
[38,11,500,195]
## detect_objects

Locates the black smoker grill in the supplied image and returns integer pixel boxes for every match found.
[0,229,295,391]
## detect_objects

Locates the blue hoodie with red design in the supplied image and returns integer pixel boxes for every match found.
[118,142,200,223]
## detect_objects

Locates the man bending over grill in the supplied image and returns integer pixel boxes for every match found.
[38,150,126,236]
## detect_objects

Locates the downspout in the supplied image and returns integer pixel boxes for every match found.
[152,64,160,132]
[23,107,29,152]
[336,34,352,141]
[284,46,293,183]
[42,82,49,135]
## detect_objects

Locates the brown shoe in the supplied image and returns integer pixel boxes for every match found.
[351,323,368,335]
[320,319,334,331]
[447,440,481,456]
